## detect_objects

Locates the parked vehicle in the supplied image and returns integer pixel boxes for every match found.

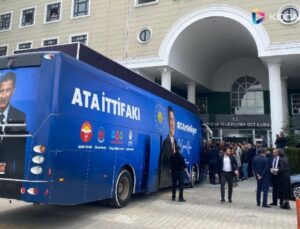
[0,43,202,207]
[291,174,300,199]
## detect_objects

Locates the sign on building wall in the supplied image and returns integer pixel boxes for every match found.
[200,114,271,129]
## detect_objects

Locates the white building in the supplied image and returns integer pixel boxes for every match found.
[1,0,300,145]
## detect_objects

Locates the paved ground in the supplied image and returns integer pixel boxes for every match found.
[0,178,297,229]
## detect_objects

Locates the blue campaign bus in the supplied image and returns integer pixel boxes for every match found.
[0,44,202,207]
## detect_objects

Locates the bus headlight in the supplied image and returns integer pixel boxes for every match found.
[32,156,45,164]
[30,166,43,175]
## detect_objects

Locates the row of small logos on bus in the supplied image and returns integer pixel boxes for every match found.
[80,121,133,146]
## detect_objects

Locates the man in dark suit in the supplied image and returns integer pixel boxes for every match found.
[247,144,256,177]
[216,147,239,203]
[0,72,26,198]
[208,143,219,184]
[170,145,190,202]
[160,106,178,188]
[252,148,270,208]
[0,72,25,122]
[268,149,281,206]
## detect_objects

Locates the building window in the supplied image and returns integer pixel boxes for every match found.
[138,28,152,43]
[231,76,264,115]
[197,97,207,114]
[0,46,8,56]
[291,94,300,114]
[136,0,158,6]
[21,7,35,27]
[278,5,300,25]
[18,42,32,50]
[43,38,58,46]
[0,12,12,31]
[45,2,61,22]
[70,34,88,45]
[72,0,90,17]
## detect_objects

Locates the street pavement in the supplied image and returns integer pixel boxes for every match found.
[0,178,297,229]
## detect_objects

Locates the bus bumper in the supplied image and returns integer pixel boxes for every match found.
[0,178,49,203]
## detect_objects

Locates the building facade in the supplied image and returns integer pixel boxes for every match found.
[1,0,300,146]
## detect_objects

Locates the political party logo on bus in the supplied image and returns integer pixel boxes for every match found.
[80,122,93,143]
[97,127,105,143]
[154,104,166,132]
[111,130,124,144]
[128,129,133,146]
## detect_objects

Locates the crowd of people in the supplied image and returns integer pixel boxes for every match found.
[201,140,292,210]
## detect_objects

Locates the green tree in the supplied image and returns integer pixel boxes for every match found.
[282,116,299,147]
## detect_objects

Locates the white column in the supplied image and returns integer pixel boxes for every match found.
[252,129,256,145]
[267,130,271,148]
[186,81,196,104]
[133,69,152,81]
[266,58,284,147]
[281,77,289,125]
[219,129,223,142]
[161,67,172,91]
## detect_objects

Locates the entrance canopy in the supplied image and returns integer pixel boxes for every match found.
[167,16,258,89]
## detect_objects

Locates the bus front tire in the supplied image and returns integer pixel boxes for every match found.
[108,169,133,208]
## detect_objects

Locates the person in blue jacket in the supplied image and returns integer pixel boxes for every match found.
[252,148,270,208]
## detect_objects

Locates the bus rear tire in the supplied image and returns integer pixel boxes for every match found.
[108,169,133,208]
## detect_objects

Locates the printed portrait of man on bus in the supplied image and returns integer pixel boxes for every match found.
[0,71,27,181]
[162,106,177,157]
[0,72,26,125]
[159,106,179,188]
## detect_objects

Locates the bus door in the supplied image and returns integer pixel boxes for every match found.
[146,134,160,193]
[159,135,173,189]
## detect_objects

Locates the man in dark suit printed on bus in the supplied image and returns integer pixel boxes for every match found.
[159,106,178,188]
[0,72,25,124]
[0,72,26,183]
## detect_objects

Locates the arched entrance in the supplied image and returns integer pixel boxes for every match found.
[159,5,272,145]
[159,5,270,61]
[159,5,270,90]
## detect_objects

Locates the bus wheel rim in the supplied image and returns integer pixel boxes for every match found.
[118,176,129,201]
[294,186,300,198]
